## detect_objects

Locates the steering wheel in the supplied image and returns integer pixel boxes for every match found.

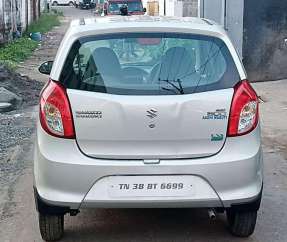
[122,67,149,84]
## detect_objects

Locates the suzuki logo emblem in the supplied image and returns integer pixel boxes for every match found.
[146,109,157,119]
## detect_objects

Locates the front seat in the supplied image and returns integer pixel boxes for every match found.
[82,47,123,92]
[149,47,197,84]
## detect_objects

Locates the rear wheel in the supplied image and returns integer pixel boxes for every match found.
[69,1,74,6]
[39,213,64,241]
[226,209,257,237]
[52,1,58,6]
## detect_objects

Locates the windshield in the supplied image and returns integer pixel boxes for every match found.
[60,33,240,95]
[108,2,143,13]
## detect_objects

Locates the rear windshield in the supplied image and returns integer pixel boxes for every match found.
[60,33,240,95]
[108,2,143,13]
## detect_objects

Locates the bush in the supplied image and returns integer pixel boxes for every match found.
[0,38,38,69]
[26,13,61,35]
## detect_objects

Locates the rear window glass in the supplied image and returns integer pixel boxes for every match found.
[108,2,143,14]
[60,33,240,95]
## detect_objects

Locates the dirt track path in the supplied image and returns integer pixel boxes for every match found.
[16,15,70,83]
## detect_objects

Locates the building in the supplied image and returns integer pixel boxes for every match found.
[143,0,198,18]
[199,0,287,82]
[145,0,287,81]
[0,0,41,44]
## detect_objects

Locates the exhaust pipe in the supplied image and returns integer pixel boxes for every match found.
[208,208,216,220]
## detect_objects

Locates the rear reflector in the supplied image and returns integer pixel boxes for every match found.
[39,80,75,138]
[227,80,259,137]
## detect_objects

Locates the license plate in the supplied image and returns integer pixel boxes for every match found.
[108,176,194,198]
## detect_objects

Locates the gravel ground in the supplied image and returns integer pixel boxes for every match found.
[0,8,90,233]
[0,65,44,107]
[0,109,37,185]
[0,64,43,187]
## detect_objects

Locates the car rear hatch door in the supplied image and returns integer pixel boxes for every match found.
[68,88,233,159]
[60,32,241,160]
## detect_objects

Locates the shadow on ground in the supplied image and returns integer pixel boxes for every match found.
[62,208,244,242]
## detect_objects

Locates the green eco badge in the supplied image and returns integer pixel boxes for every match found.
[211,134,224,141]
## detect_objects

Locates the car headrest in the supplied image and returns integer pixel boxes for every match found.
[92,47,121,74]
[159,47,195,81]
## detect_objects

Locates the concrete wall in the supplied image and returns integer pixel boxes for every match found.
[199,0,244,58]
[166,0,176,16]
[182,0,198,17]
[194,0,287,81]
[166,0,184,17]
[243,0,287,81]
[173,0,183,17]
[225,0,244,58]
[200,0,224,25]
[0,0,40,44]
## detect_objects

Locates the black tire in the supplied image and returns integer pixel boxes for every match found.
[226,209,257,237]
[39,213,64,241]
[52,1,58,6]
[69,1,74,6]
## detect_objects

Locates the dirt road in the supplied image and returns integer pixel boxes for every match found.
[0,7,287,242]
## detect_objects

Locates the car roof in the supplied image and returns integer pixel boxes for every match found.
[68,16,225,37]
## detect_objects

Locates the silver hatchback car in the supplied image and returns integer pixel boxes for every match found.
[35,16,263,241]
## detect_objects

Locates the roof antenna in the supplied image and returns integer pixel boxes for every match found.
[79,18,85,25]
[120,4,128,16]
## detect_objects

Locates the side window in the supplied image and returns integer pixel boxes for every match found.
[72,46,92,81]
[72,53,83,77]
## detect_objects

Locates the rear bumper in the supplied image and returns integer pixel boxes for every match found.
[34,123,263,210]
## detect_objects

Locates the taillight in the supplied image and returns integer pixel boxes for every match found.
[227,80,259,137]
[39,80,75,138]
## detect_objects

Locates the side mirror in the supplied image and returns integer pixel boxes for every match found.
[143,7,146,12]
[39,61,53,75]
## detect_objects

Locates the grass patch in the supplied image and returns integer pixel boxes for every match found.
[0,38,38,69]
[0,13,61,69]
[26,13,61,34]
